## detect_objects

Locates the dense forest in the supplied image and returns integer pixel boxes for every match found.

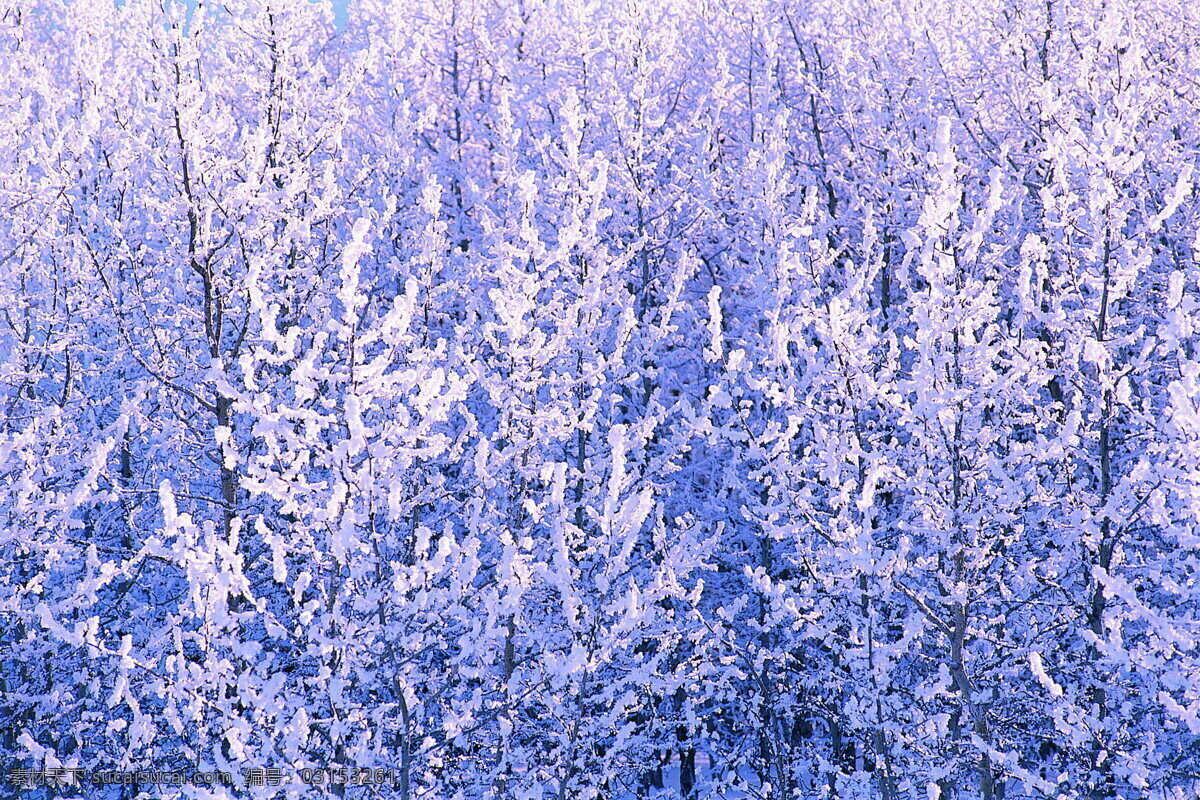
[1,0,1199,797]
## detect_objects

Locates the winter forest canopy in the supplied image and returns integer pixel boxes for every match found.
[1,0,1199,798]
